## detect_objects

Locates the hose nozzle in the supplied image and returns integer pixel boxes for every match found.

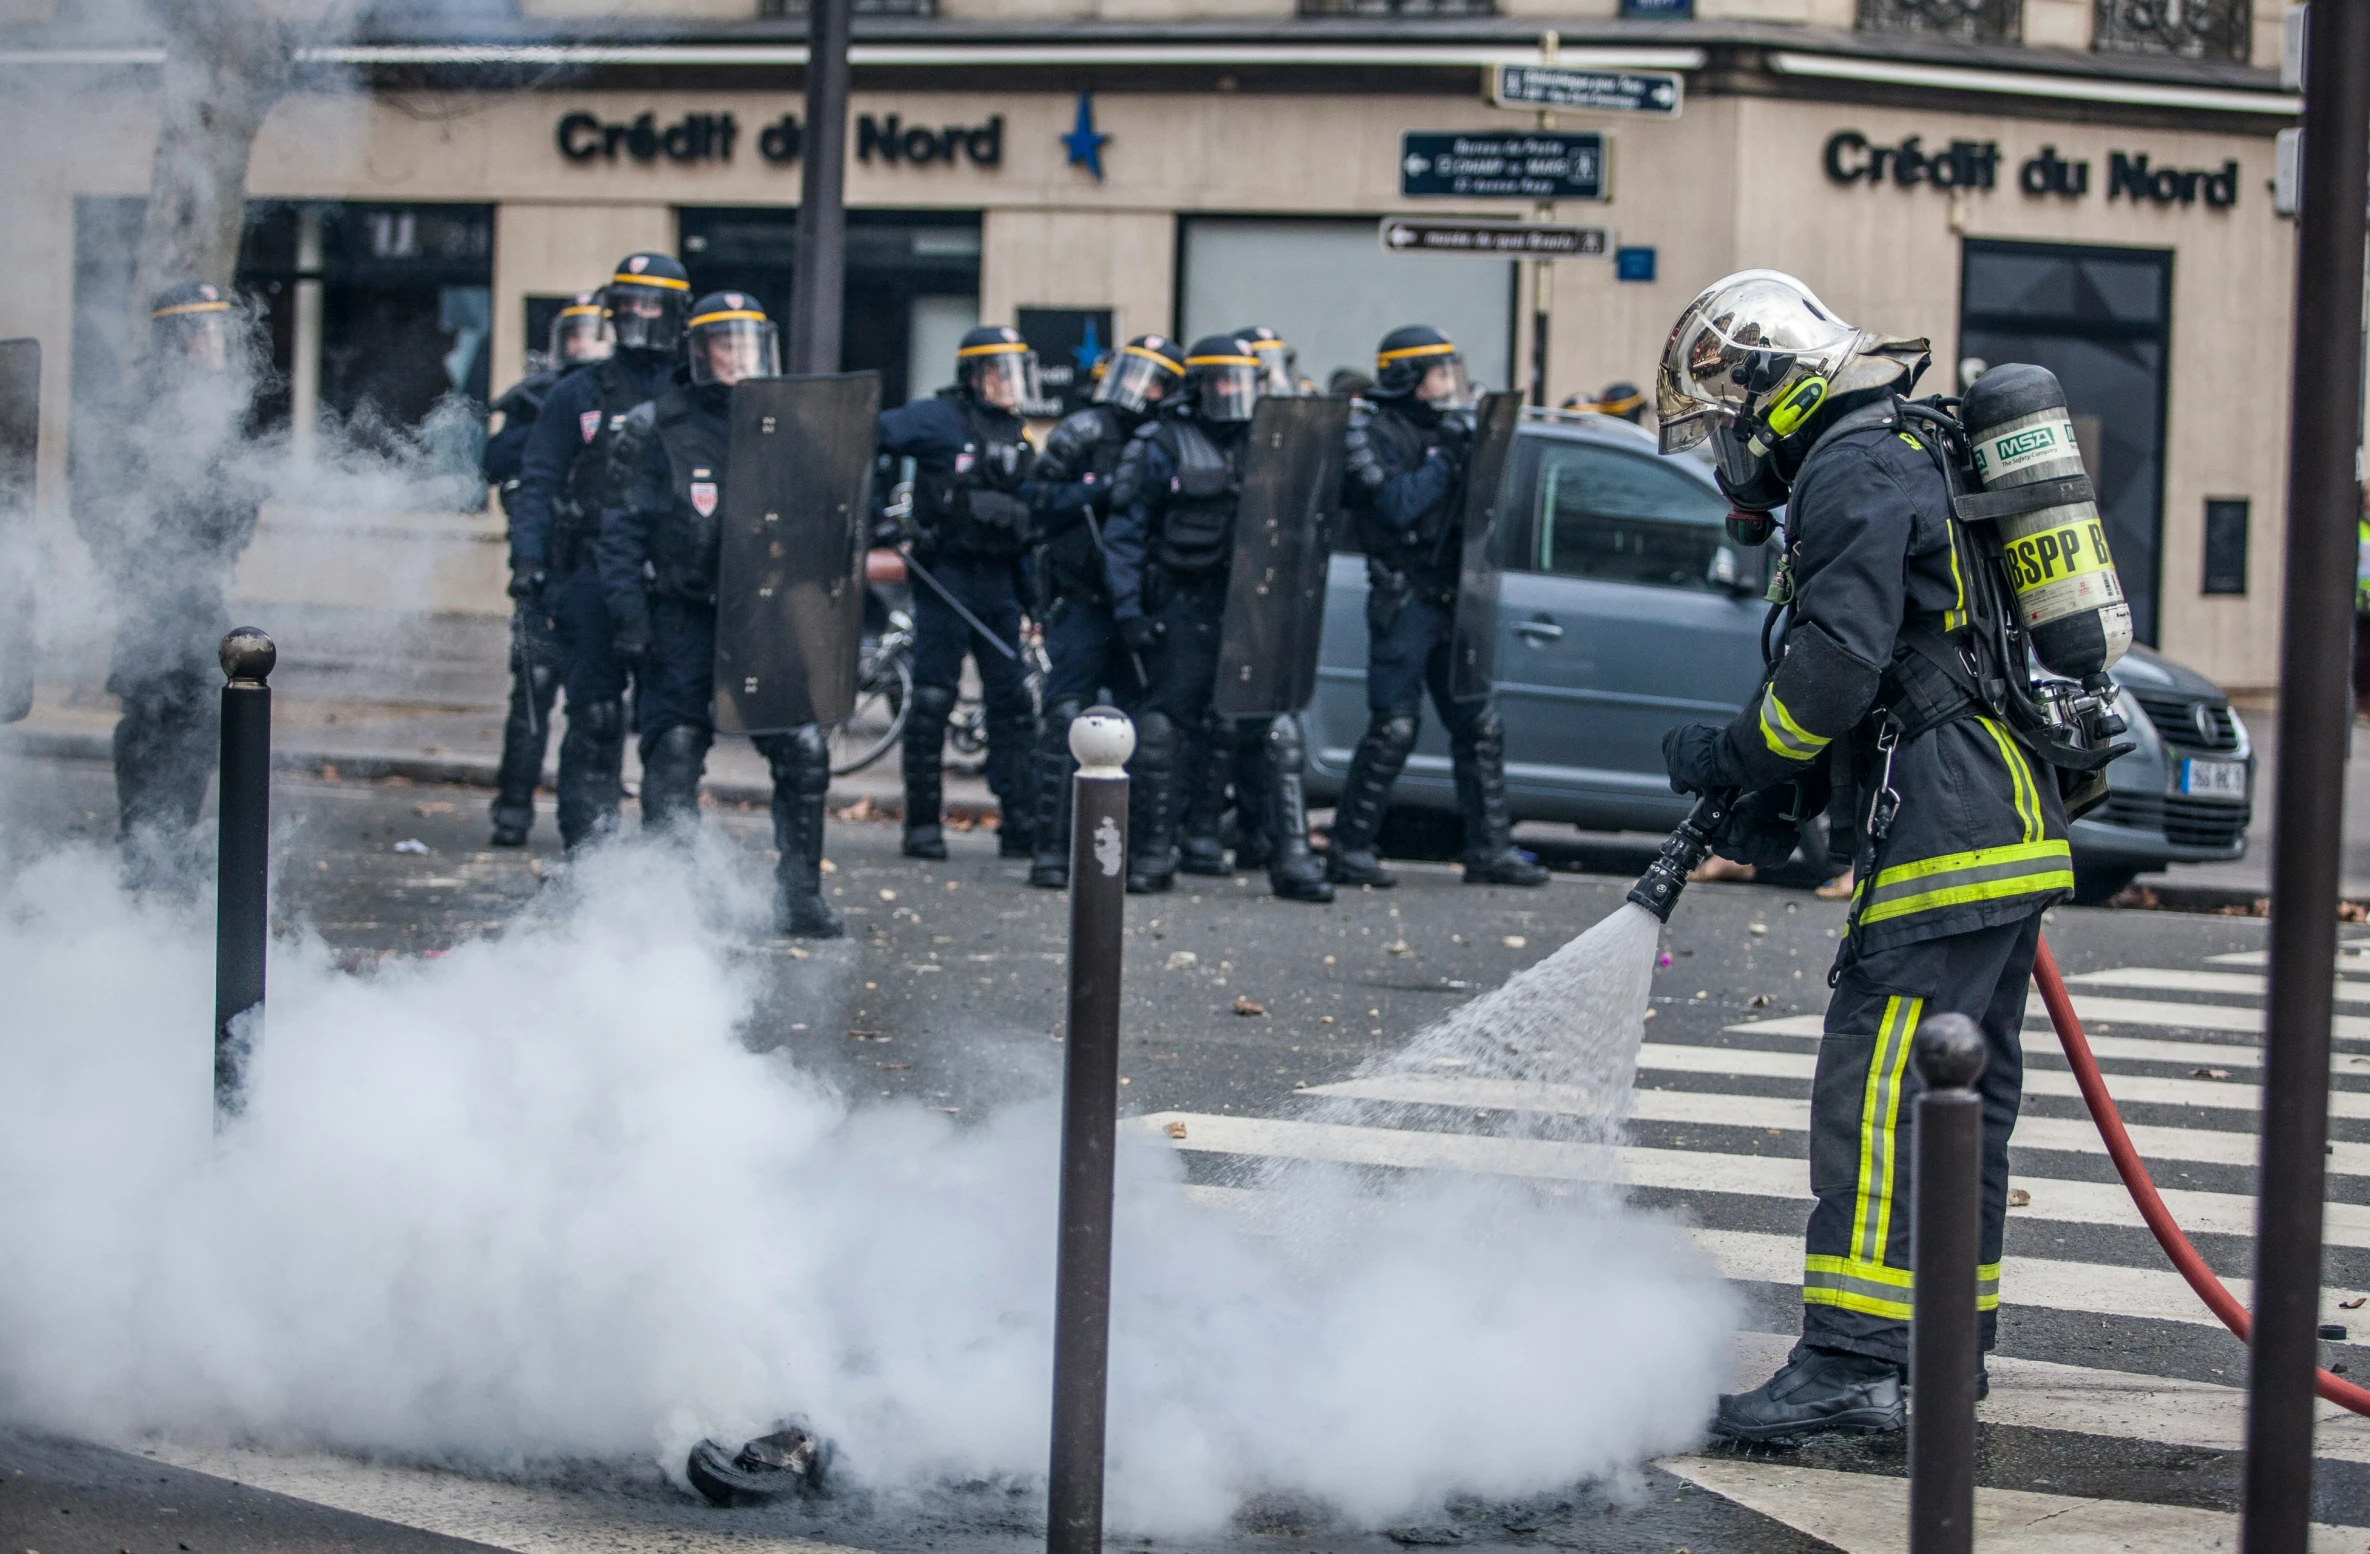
[1627,790,1735,923]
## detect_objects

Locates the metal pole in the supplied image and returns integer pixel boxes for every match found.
[789,0,851,377]
[1047,705,1135,1554]
[2246,5,2370,1546]
[1909,1012,1985,1554]
[214,626,275,1117]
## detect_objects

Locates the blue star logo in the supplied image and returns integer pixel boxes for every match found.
[1061,91,1109,181]
[1073,318,1106,376]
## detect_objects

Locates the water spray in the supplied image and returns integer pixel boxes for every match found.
[1624,790,1736,923]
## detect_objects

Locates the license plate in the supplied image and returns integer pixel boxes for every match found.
[2179,758,2248,800]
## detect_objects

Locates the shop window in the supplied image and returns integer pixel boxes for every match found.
[2093,0,2251,58]
[2202,500,2248,595]
[1857,0,2021,42]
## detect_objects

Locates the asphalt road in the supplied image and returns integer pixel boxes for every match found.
[3,747,2364,1554]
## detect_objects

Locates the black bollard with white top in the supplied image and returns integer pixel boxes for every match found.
[214,626,274,1118]
[1909,1012,1986,1554]
[1046,705,1134,1554]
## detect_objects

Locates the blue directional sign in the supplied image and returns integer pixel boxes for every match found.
[1400,132,1607,200]
[1492,64,1683,117]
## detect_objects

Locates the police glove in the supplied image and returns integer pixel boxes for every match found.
[1661,723,1747,797]
[507,566,547,601]
[1118,614,1163,655]
[1433,414,1474,463]
[612,620,653,668]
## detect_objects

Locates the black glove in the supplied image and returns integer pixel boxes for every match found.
[1714,790,1809,871]
[1662,722,1745,797]
[1434,414,1474,462]
[1118,614,1163,655]
[612,620,652,667]
[507,566,547,601]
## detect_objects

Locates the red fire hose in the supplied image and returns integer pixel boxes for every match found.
[2033,934,2370,1415]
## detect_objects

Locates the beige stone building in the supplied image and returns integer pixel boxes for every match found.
[0,0,2299,686]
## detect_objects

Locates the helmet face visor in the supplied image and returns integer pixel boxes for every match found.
[1414,354,1471,408]
[550,306,615,365]
[966,349,1040,411]
[689,315,780,387]
[608,281,688,352]
[1248,339,1297,398]
[1093,346,1182,414]
[152,307,233,373]
[1191,359,1261,422]
[1658,269,1861,451]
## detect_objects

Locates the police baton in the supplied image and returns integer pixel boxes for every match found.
[1080,509,1149,688]
[510,604,542,740]
[902,550,1022,662]
[215,627,275,1120]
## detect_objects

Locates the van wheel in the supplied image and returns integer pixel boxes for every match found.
[2070,864,2143,906]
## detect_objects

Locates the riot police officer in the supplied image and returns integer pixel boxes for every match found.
[509,252,689,851]
[80,282,264,885]
[483,292,613,847]
[876,325,1040,862]
[1103,337,1331,904]
[596,292,842,938]
[1329,326,1549,890]
[1021,334,1184,889]
[1655,271,2075,1441]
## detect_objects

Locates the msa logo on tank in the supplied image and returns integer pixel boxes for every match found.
[690,469,718,517]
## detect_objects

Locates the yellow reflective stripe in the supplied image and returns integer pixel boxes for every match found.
[1850,996,1922,1266]
[1120,344,1184,374]
[957,340,1029,357]
[152,299,231,318]
[1858,840,2073,926]
[1977,717,2042,843]
[1377,341,1458,364]
[688,309,768,327]
[1978,1260,2003,1312]
[1943,529,1969,633]
[1758,687,1830,761]
[1803,1257,1915,1320]
[610,272,690,290]
[1186,353,1259,367]
[556,303,604,318]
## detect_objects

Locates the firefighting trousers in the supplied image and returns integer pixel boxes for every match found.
[1799,910,2042,1364]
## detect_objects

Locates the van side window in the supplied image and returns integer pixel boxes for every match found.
[1534,442,1730,590]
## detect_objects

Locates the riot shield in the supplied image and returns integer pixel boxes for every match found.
[713,371,880,737]
[0,338,39,723]
[1212,395,1353,719]
[1448,390,1521,703]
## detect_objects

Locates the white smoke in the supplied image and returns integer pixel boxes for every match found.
[0,840,1736,1534]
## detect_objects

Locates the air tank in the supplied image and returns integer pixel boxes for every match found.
[1961,363,2132,679]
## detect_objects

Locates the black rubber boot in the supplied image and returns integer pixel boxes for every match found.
[1262,714,1333,904]
[637,721,711,839]
[987,697,1038,859]
[1453,709,1550,887]
[1326,710,1416,889]
[767,726,844,939]
[490,629,555,846]
[1029,699,1082,889]
[1177,715,1233,877]
[556,696,627,850]
[901,683,956,859]
[1712,1344,1906,1444]
[1126,709,1177,895]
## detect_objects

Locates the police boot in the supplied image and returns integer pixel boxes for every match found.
[1029,700,1082,889]
[1177,716,1233,877]
[768,727,844,939]
[1231,730,1276,870]
[556,696,627,850]
[1711,1344,1906,1444]
[1453,711,1550,887]
[113,682,216,891]
[490,649,555,846]
[1126,709,1178,895]
[986,698,1039,860]
[1327,711,1416,889]
[638,722,712,838]
[1262,714,1333,904]
[901,683,957,859]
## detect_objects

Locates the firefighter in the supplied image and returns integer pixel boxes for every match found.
[1654,270,2077,1441]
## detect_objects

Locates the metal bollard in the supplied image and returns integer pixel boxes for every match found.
[215,627,275,1117]
[1046,705,1135,1554]
[1909,1012,1987,1554]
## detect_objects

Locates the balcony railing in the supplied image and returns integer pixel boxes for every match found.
[1856,0,2021,44]
[2092,0,2250,58]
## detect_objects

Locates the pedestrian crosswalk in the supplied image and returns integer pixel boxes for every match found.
[1136,922,2370,1550]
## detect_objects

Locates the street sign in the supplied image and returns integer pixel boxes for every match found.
[1400,131,1607,200]
[1491,64,1683,117]
[1380,219,1609,258]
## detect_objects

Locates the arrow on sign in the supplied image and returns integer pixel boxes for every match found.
[1402,152,1431,177]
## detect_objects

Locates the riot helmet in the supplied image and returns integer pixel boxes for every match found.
[1233,325,1299,398]
[955,325,1040,411]
[148,282,234,371]
[1653,269,1927,458]
[548,291,615,366]
[1184,336,1261,424]
[686,292,780,387]
[1595,381,1647,423]
[604,252,691,354]
[1373,325,1470,406]
[1093,334,1186,415]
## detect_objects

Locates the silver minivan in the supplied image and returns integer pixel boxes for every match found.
[1302,410,2253,902]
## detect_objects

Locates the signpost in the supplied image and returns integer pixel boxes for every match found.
[1491,64,1681,116]
[1380,219,1608,258]
[1398,132,1607,201]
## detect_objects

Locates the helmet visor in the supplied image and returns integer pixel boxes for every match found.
[151,305,233,372]
[1093,345,1182,414]
[689,313,780,387]
[550,305,615,365]
[608,280,688,352]
[1191,358,1261,423]
[1248,339,1297,398]
[965,348,1039,411]
[1657,270,1860,452]
[1414,354,1472,408]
